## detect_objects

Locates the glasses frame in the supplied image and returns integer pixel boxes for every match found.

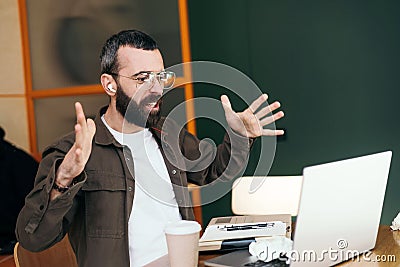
[109,71,176,90]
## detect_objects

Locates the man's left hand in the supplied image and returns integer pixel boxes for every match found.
[221,94,285,138]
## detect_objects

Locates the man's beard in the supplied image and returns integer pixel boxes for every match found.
[115,87,162,128]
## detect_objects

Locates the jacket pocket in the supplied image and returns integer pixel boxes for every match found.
[82,171,126,238]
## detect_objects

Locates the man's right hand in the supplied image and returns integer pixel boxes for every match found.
[51,102,96,199]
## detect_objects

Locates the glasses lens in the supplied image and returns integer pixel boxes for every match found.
[159,71,175,89]
[136,73,154,90]
[136,71,175,90]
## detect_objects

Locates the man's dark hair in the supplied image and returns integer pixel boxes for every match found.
[0,127,5,140]
[100,29,159,75]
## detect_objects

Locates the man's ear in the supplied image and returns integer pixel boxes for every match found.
[101,74,117,96]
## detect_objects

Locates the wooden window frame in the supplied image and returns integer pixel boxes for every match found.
[18,0,195,159]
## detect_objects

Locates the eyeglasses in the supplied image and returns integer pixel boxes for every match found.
[109,71,176,90]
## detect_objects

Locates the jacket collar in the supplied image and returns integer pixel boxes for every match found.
[94,106,123,147]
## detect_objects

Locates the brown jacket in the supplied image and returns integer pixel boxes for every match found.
[16,106,252,267]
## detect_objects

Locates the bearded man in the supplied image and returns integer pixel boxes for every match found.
[16,29,284,267]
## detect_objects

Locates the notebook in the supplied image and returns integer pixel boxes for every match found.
[205,151,392,267]
[199,214,291,251]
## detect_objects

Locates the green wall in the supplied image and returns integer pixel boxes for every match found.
[188,0,400,226]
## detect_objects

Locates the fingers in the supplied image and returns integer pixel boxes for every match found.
[250,96,284,135]
[75,102,86,127]
[223,93,285,137]
[74,102,86,148]
[262,129,285,136]
[74,124,84,164]
[260,111,285,127]
[74,102,96,150]
[255,101,281,120]
[74,121,83,150]
[74,147,82,161]
[87,118,96,138]
[249,94,268,113]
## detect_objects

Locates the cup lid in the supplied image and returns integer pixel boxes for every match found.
[165,220,201,235]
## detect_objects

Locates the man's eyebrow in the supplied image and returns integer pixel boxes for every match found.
[132,71,151,76]
[132,70,166,76]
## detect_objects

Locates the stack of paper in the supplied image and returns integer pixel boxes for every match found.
[198,215,291,251]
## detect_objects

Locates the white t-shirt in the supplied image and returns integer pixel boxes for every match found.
[102,116,182,266]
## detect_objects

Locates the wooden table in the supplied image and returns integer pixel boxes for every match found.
[199,225,400,267]
[2,226,399,267]
[0,255,14,267]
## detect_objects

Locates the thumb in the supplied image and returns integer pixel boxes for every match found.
[87,118,96,138]
[220,95,233,114]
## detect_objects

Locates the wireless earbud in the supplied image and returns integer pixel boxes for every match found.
[107,84,116,93]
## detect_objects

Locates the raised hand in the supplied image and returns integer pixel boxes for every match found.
[52,102,96,198]
[221,94,284,138]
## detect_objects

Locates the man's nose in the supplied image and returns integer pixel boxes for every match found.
[149,78,164,94]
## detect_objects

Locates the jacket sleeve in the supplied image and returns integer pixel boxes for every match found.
[180,127,255,186]
[15,136,87,252]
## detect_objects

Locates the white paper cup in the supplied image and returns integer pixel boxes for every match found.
[165,220,202,267]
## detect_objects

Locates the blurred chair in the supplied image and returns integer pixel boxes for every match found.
[231,176,303,216]
[14,235,77,267]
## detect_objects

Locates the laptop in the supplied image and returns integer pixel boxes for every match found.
[205,151,392,267]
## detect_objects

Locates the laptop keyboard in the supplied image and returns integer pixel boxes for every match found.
[244,258,289,267]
